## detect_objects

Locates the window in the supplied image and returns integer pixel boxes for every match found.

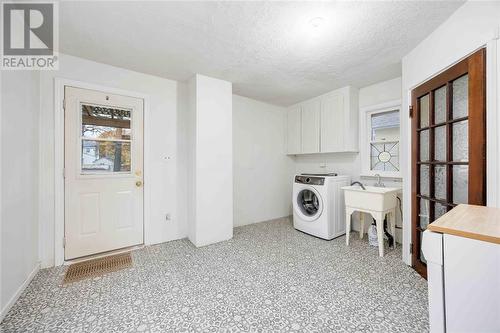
[370,110,400,172]
[80,104,132,173]
[361,102,401,178]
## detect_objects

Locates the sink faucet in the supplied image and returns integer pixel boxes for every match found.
[374,174,385,187]
[351,181,366,190]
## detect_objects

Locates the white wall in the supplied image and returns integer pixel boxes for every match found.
[290,77,403,240]
[233,95,293,226]
[401,1,500,265]
[38,54,184,268]
[187,74,233,247]
[1,71,40,320]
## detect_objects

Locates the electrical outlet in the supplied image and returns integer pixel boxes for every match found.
[165,213,171,221]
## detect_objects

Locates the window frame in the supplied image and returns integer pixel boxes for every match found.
[360,100,402,178]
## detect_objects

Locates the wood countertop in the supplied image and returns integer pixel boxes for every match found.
[428,204,500,245]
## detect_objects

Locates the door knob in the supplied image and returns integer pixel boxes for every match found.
[136,180,143,187]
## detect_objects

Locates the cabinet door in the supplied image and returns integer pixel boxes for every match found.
[286,106,301,154]
[301,100,321,153]
[320,93,344,152]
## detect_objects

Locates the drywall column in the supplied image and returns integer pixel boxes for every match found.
[187,74,233,246]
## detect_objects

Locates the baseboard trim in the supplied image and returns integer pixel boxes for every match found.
[234,215,291,228]
[0,262,40,323]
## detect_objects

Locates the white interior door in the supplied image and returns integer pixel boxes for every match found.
[64,86,144,260]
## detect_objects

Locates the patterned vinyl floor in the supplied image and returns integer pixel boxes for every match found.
[1,218,428,332]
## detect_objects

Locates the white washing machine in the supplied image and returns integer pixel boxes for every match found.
[293,173,351,240]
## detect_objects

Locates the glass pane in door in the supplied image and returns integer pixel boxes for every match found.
[420,130,429,161]
[435,203,448,220]
[434,165,446,200]
[452,120,468,161]
[81,140,131,173]
[434,126,446,161]
[453,165,469,204]
[81,104,132,140]
[434,86,447,124]
[419,94,430,128]
[419,199,430,230]
[452,75,468,119]
[420,165,429,196]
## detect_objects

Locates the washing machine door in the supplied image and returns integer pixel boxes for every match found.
[293,186,324,222]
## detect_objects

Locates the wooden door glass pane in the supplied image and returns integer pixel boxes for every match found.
[452,75,468,119]
[435,203,448,220]
[434,165,446,200]
[420,130,429,161]
[419,94,430,128]
[452,120,468,161]
[420,165,429,196]
[453,165,469,204]
[434,86,447,124]
[419,198,430,230]
[434,125,446,161]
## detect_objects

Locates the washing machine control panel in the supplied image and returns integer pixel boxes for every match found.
[295,175,324,185]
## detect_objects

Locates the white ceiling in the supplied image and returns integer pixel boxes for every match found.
[59,1,464,106]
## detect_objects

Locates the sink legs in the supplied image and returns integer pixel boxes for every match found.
[346,208,352,246]
[373,212,385,257]
[359,212,365,239]
[345,208,397,257]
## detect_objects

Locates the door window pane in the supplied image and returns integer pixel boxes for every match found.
[453,165,468,204]
[452,120,468,162]
[82,104,131,140]
[434,86,447,124]
[434,165,446,200]
[452,75,468,119]
[419,94,430,128]
[435,203,448,221]
[82,140,131,173]
[419,199,430,230]
[420,130,429,161]
[434,126,446,161]
[420,165,429,197]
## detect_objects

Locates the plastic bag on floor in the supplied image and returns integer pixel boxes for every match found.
[368,225,378,247]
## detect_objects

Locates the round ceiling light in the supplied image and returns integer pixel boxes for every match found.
[309,17,325,29]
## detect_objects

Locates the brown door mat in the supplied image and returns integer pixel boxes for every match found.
[63,252,132,284]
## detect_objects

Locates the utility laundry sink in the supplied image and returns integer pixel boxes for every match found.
[342,185,401,257]
[341,185,400,212]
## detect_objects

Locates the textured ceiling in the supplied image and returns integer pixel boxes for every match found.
[59,1,464,106]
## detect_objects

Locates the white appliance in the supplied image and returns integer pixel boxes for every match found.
[292,174,350,240]
[422,207,500,333]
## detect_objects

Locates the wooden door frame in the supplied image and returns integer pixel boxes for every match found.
[54,78,150,266]
[411,48,486,278]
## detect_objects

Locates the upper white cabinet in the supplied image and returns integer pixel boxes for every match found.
[286,86,359,155]
[320,92,344,152]
[286,106,302,154]
[301,100,321,154]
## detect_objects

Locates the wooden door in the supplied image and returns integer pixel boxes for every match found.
[411,48,486,278]
[64,86,144,260]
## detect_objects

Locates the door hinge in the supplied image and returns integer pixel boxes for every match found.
[409,243,413,254]
[409,105,414,118]
[62,167,66,179]
[63,237,66,248]
[62,99,66,110]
